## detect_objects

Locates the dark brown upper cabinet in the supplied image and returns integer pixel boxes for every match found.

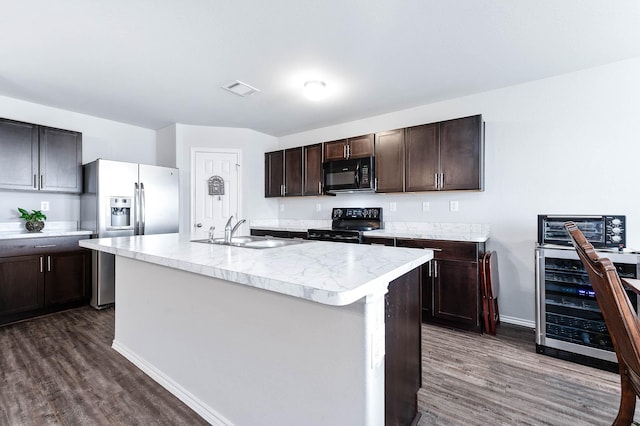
[284,147,303,196]
[264,150,284,197]
[323,134,374,161]
[303,143,323,196]
[264,148,306,197]
[0,118,82,193]
[439,115,483,190]
[39,127,83,193]
[265,114,483,197]
[374,129,405,193]
[405,123,439,191]
[405,115,483,192]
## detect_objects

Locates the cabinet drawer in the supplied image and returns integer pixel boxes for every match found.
[0,235,91,257]
[250,229,290,238]
[362,236,396,246]
[395,238,480,261]
[250,229,308,239]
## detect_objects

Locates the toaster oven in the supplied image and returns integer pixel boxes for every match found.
[538,215,626,249]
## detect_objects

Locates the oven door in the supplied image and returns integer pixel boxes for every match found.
[538,215,607,247]
[307,229,362,243]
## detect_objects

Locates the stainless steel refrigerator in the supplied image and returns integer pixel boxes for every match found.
[80,159,179,308]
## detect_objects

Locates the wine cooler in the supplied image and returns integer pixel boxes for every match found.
[535,245,640,371]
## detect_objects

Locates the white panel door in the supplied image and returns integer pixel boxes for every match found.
[192,150,240,238]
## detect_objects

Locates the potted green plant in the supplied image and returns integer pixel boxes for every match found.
[18,208,47,232]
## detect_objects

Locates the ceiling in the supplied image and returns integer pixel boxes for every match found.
[1,1,640,137]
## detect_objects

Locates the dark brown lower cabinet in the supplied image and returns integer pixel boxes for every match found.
[396,238,485,332]
[385,266,422,426]
[0,255,44,315]
[45,251,91,306]
[0,236,91,325]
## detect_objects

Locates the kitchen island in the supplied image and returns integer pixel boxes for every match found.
[79,233,432,426]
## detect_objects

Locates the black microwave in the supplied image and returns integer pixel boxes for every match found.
[323,157,375,194]
[538,214,626,249]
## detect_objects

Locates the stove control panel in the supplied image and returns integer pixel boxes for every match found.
[332,207,382,220]
[331,207,383,231]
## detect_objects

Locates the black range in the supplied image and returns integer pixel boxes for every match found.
[307,207,383,244]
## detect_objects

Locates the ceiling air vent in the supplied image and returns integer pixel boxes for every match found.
[221,80,260,97]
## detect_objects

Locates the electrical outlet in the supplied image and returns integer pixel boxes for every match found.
[389,202,397,212]
[449,201,459,212]
[40,201,50,211]
[316,203,322,212]
[422,202,430,212]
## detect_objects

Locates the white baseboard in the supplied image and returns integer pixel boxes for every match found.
[112,339,233,426]
[499,315,535,329]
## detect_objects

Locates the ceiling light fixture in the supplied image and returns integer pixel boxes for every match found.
[303,80,327,101]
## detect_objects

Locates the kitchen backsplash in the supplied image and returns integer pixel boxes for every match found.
[250,219,331,231]
[383,221,490,235]
[0,221,81,233]
[250,218,490,240]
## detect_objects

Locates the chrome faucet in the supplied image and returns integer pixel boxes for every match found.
[208,226,215,243]
[224,216,246,243]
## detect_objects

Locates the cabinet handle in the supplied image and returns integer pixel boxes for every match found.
[434,259,438,278]
[374,178,378,191]
[427,260,432,277]
[318,181,322,195]
[434,173,438,189]
[33,174,37,189]
[440,173,444,189]
[47,255,51,272]
[343,145,347,158]
[40,256,43,273]
[34,244,57,248]
[40,175,44,189]
[347,145,351,158]
[280,184,285,196]
[422,247,443,252]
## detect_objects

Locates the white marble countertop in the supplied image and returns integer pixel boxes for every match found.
[249,220,490,243]
[377,222,489,242]
[79,233,432,306]
[0,221,94,240]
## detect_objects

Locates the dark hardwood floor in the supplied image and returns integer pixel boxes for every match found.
[0,307,208,426]
[418,323,639,426]
[1,307,636,425]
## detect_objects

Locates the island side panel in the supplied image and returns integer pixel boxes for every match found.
[112,256,385,426]
[385,266,422,426]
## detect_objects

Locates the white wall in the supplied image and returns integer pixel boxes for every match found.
[162,124,279,233]
[277,56,640,327]
[0,95,156,222]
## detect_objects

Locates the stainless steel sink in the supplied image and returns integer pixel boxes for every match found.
[240,239,294,249]
[191,235,307,249]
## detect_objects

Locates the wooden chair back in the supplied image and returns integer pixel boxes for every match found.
[480,251,500,335]
[566,221,640,425]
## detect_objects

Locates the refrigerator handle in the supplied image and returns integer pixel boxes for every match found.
[140,182,146,235]
[134,182,140,235]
